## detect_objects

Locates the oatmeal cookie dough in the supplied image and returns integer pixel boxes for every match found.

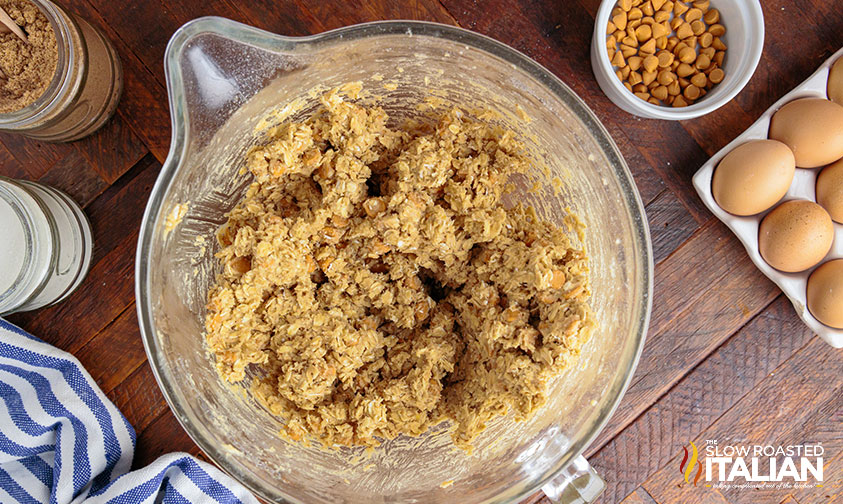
[0,0,58,113]
[205,90,595,451]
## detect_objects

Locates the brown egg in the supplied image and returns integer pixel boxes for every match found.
[768,98,843,168]
[816,158,843,223]
[829,57,843,104]
[712,140,795,216]
[758,200,834,273]
[807,259,843,329]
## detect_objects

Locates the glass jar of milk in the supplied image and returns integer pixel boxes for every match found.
[0,177,93,315]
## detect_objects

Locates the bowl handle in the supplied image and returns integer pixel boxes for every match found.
[541,455,606,504]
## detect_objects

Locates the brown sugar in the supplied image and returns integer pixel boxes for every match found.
[0,0,58,113]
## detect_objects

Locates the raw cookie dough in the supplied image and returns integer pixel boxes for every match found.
[205,90,596,452]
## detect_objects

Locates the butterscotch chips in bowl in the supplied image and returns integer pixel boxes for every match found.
[605,0,727,107]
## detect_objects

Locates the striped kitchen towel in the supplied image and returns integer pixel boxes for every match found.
[0,318,258,504]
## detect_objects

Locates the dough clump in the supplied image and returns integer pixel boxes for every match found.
[205,90,595,451]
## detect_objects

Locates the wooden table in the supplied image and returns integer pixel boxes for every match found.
[4,1,842,503]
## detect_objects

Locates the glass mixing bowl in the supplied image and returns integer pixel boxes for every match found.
[136,18,653,504]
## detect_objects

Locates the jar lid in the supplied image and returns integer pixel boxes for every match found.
[0,180,52,315]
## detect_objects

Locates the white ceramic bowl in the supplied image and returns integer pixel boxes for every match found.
[590,0,765,120]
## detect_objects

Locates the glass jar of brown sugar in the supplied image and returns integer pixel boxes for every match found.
[0,0,122,142]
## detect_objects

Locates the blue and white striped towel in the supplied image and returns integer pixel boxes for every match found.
[0,318,258,504]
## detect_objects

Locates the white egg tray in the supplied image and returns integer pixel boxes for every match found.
[693,46,843,348]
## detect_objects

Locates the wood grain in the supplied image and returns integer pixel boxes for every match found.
[640,335,842,503]
[0,1,840,504]
[588,296,815,502]
[37,149,108,206]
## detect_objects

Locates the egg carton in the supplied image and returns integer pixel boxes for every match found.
[693,46,843,348]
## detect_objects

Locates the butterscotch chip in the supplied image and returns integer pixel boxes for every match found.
[695,53,711,70]
[714,50,725,66]
[699,32,713,48]
[708,23,726,36]
[629,70,643,85]
[711,36,727,50]
[657,69,676,85]
[613,12,628,30]
[685,7,703,22]
[676,22,694,39]
[690,72,708,88]
[668,80,681,95]
[676,62,694,77]
[628,55,643,71]
[691,20,706,36]
[643,54,659,72]
[652,85,669,100]
[709,67,725,83]
[640,38,657,54]
[679,46,696,63]
[674,1,689,15]
[703,8,720,24]
[629,6,643,19]
[642,70,658,85]
[684,84,701,100]
[634,91,651,100]
[657,50,675,67]
[612,51,626,67]
[652,23,670,38]
[636,24,653,42]
[672,95,689,107]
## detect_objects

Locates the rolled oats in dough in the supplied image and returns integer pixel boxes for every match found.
[205,89,596,452]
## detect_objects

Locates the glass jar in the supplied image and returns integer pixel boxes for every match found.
[0,0,122,142]
[0,176,93,315]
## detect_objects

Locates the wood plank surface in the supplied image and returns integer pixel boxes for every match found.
[2,1,841,503]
